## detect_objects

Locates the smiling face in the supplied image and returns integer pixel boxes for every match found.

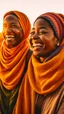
[29,18,59,58]
[2,14,24,48]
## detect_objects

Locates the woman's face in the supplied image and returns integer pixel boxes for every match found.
[2,14,24,48]
[29,18,58,58]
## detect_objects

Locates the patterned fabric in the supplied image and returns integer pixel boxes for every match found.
[34,12,64,42]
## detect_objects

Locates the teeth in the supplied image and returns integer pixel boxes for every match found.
[33,43,45,49]
[6,35,14,38]
[33,43,42,47]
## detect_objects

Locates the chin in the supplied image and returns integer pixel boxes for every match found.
[33,51,40,57]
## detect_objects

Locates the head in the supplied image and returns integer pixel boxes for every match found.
[2,10,31,48]
[29,12,64,59]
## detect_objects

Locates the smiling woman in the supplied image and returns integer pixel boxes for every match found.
[0,10,32,114]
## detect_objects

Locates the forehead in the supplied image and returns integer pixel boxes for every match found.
[33,18,50,28]
[3,14,19,22]
[33,18,52,29]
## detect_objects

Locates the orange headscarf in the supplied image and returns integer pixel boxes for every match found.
[0,33,3,47]
[0,10,31,90]
[12,12,64,114]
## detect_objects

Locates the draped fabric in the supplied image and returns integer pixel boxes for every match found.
[12,12,64,114]
[0,40,29,90]
[0,10,31,90]
[3,10,31,39]
[12,44,64,114]
[0,11,64,114]
[28,46,64,94]
[35,12,64,41]
[0,33,3,47]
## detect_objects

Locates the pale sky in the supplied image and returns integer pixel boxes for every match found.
[0,0,64,32]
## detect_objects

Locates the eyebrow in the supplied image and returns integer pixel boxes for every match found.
[32,26,47,30]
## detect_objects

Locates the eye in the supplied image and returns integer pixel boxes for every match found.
[11,24,18,28]
[30,31,35,36]
[39,31,47,35]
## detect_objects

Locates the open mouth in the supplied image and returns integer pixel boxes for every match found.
[6,35,14,38]
[33,43,45,50]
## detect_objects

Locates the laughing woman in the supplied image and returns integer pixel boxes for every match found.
[0,10,31,114]
[27,12,64,114]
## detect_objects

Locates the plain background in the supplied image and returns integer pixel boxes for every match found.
[0,0,64,32]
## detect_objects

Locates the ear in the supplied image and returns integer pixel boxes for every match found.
[55,38,60,46]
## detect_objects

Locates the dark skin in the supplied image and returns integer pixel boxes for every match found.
[2,14,24,48]
[29,18,59,60]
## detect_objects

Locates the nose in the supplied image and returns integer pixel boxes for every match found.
[29,33,39,46]
[30,33,39,40]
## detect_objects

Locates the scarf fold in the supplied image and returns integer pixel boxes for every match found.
[28,46,64,94]
[0,39,29,90]
[12,44,64,114]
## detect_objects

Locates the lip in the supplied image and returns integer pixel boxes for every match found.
[6,35,14,38]
[33,43,45,49]
[6,38,14,41]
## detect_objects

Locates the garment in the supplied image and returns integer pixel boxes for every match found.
[11,43,64,114]
[12,12,64,114]
[0,33,3,47]
[3,10,31,40]
[35,83,64,114]
[0,49,32,114]
[34,12,64,41]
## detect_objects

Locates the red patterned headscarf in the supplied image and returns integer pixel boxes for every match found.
[34,12,64,43]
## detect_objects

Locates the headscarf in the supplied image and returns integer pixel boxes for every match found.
[3,10,31,39]
[12,12,64,114]
[0,33,3,47]
[0,10,31,90]
[34,12,64,42]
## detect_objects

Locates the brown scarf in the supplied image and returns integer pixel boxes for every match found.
[12,44,64,114]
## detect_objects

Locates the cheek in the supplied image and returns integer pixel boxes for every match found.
[13,29,21,34]
[14,29,24,39]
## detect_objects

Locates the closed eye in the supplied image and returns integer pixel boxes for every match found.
[39,31,48,35]
[30,31,35,35]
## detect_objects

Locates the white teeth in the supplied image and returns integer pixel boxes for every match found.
[33,43,45,49]
[33,43,42,47]
[6,35,14,38]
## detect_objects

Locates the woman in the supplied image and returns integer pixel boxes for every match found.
[27,12,64,114]
[0,10,31,114]
[1,11,64,114]
[9,12,64,114]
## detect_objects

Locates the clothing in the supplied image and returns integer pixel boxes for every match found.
[0,49,32,114]
[3,10,31,39]
[35,83,64,114]
[0,33,3,47]
[0,40,29,90]
[11,43,64,114]
[35,12,64,41]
